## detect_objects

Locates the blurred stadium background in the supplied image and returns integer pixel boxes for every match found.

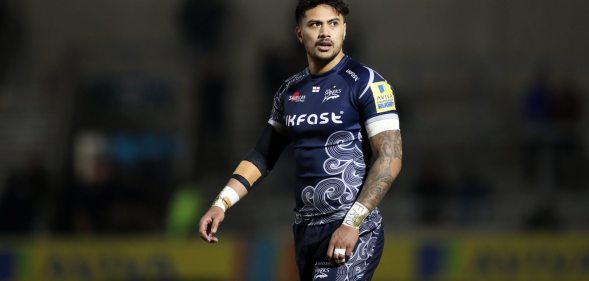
[0,0,588,280]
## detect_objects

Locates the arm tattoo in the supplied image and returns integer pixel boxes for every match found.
[357,130,402,210]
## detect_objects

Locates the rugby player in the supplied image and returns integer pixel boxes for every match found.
[199,0,402,279]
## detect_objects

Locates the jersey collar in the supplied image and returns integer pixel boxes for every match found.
[308,55,350,79]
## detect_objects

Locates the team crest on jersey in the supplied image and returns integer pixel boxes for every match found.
[289,91,306,103]
[370,81,395,113]
[322,85,341,103]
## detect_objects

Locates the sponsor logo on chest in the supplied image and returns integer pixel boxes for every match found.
[288,91,306,103]
[285,111,344,127]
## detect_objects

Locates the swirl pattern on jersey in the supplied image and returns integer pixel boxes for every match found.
[300,131,366,225]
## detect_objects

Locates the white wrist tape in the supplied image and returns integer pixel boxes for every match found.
[212,186,240,212]
[343,202,370,229]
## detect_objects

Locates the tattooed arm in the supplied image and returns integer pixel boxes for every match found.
[356,129,402,210]
[327,130,402,264]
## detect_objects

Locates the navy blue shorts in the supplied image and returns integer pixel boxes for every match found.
[292,209,385,281]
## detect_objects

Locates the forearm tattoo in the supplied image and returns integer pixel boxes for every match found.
[357,130,402,210]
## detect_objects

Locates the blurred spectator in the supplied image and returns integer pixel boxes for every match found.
[520,70,554,186]
[71,155,115,234]
[70,132,114,233]
[0,154,48,234]
[67,131,176,234]
[521,71,587,190]
[166,182,203,238]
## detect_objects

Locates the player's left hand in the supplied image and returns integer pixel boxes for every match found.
[327,224,359,265]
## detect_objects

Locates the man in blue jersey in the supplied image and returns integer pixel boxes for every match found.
[199,0,402,280]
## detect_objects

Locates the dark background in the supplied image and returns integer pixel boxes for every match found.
[0,0,587,238]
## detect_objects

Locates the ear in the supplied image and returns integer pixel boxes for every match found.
[343,22,347,40]
[295,25,303,44]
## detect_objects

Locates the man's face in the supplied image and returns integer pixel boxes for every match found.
[296,4,346,63]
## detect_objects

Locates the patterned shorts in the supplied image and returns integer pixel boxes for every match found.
[292,209,384,281]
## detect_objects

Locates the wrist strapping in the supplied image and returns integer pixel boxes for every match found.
[212,186,240,212]
[343,202,370,229]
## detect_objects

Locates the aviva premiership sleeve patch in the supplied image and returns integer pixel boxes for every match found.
[370,81,396,113]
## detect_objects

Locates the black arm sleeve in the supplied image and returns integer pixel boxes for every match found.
[245,124,290,176]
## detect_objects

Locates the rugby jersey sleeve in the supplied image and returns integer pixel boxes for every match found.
[355,67,400,137]
[268,85,287,134]
[267,70,308,134]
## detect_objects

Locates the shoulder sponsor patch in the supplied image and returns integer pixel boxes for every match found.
[370,81,396,113]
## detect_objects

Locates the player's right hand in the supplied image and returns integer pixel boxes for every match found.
[198,206,225,243]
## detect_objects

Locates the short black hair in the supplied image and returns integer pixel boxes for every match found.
[295,0,349,24]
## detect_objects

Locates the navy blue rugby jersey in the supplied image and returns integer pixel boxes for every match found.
[268,55,399,225]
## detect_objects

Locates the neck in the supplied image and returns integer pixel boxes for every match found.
[307,52,345,75]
